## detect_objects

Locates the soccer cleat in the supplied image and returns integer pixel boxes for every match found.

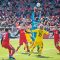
[9,56,15,60]
[38,54,41,56]
[12,57,15,60]
[38,52,41,56]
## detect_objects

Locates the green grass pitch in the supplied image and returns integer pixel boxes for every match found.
[0,39,60,60]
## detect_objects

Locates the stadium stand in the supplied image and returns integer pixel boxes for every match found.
[0,0,60,38]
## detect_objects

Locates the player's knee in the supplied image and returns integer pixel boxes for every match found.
[55,43,59,47]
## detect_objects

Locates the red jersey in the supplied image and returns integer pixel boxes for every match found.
[53,30,59,41]
[19,29,27,45]
[2,32,9,45]
[19,29,26,40]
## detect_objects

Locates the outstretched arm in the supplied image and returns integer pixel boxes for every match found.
[8,33,12,38]
[25,30,31,34]
[49,30,54,37]
[1,36,3,45]
[15,30,19,36]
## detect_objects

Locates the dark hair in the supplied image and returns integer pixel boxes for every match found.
[5,28,8,32]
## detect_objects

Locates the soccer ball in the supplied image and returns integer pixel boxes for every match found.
[36,3,41,7]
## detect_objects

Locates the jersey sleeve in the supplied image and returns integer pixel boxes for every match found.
[15,30,19,36]
[25,29,31,34]
[44,30,49,34]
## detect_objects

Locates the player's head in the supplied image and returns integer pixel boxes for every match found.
[39,24,44,30]
[34,6,37,12]
[25,22,32,29]
[20,22,25,29]
[5,28,8,32]
[40,25,44,30]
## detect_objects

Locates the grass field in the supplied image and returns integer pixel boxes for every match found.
[0,39,60,60]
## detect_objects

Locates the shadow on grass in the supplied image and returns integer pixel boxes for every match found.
[33,52,38,54]
[21,52,29,55]
[36,55,53,58]
[2,58,16,60]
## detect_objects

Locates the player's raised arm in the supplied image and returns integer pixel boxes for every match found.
[8,33,12,38]
[44,30,49,35]
[25,30,31,34]
[15,30,19,36]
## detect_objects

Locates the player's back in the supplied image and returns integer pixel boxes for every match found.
[19,29,26,38]
[2,32,9,44]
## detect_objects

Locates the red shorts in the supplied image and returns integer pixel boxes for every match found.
[2,43,14,50]
[54,38,59,43]
[19,39,28,45]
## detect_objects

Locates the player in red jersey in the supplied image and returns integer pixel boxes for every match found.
[52,25,60,53]
[1,28,15,59]
[15,23,29,52]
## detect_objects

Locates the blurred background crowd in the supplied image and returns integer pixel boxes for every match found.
[0,0,60,38]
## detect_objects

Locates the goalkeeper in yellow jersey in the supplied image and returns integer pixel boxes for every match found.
[29,25,49,56]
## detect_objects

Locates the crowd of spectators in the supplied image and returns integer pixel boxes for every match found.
[0,0,60,31]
